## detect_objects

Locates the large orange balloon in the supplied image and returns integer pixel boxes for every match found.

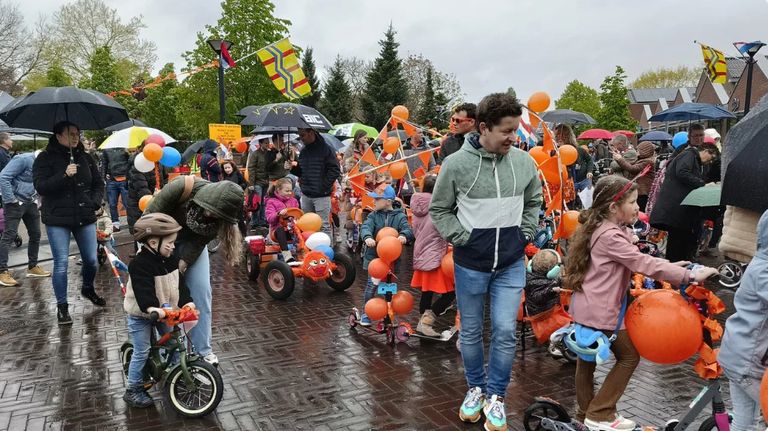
[559,145,578,166]
[368,258,390,279]
[625,290,703,364]
[235,141,247,153]
[296,213,323,232]
[529,146,548,166]
[389,161,407,179]
[441,251,454,282]
[384,137,400,154]
[377,236,402,264]
[138,195,152,212]
[560,210,581,239]
[143,143,163,163]
[528,92,551,113]
[364,297,388,321]
[392,105,409,121]
[391,291,414,315]
[376,227,399,242]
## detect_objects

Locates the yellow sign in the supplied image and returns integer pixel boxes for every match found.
[208,123,242,146]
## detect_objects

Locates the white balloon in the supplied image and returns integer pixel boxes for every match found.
[134,152,155,173]
[305,232,331,250]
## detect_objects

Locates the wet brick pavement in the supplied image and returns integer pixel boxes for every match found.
[0,235,738,431]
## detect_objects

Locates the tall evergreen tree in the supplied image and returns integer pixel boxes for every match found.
[45,61,72,87]
[84,45,120,93]
[596,66,637,131]
[319,56,353,125]
[300,47,321,108]
[360,25,408,129]
[417,66,437,126]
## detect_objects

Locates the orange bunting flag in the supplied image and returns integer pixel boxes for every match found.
[542,127,555,152]
[412,167,426,179]
[378,128,388,142]
[545,190,563,215]
[403,122,416,137]
[360,147,379,167]
[418,151,432,169]
[349,173,365,192]
[348,164,359,176]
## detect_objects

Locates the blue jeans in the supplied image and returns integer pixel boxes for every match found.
[362,276,375,311]
[250,185,267,227]
[46,224,97,305]
[724,369,762,431]
[106,180,129,223]
[455,258,525,397]
[184,249,213,356]
[125,315,153,387]
[300,195,331,236]
[575,178,592,193]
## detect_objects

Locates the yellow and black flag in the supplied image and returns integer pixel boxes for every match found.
[697,42,727,84]
[257,38,312,99]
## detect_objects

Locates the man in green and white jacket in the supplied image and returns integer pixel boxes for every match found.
[430,93,542,431]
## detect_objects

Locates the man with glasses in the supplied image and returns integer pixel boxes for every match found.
[439,103,477,163]
[671,123,705,158]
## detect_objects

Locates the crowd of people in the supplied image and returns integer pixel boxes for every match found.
[0,89,764,430]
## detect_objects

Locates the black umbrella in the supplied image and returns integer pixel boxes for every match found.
[181,139,210,164]
[541,109,596,125]
[0,86,128,131]
[239,103,333,131]
[320,133,344,151]
[236,105,259,117]
[0,91,13,110]
[0,119,51,135]
[105,118,147,132]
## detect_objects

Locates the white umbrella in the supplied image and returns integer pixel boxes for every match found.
[99,126,176,149]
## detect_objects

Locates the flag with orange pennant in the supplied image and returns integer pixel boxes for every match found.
[545,190,563,215]
[256,38,312,99]
[418,151,432,169]
[542,126,555,152]
[412,167,426,179]
[360,147,379,166]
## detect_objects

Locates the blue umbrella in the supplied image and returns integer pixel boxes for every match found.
[649,103,735,122]
[638,131,673,142]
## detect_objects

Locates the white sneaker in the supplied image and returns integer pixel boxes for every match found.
[203,353,219,366]
[585,414,636,431]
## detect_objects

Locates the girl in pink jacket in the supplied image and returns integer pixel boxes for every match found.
[410,175,454,337]
[562,175,718,431]
[264,177,299,262]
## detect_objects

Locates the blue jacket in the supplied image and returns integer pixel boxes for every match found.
[718,208,768,380]
[360,207,413,270]
[0,152,37,204]
[200,140,221,182]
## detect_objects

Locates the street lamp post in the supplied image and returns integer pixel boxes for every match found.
[207,39,233,123]
[742,41,765,116]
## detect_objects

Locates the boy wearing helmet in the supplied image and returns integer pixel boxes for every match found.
[122,213,196,408]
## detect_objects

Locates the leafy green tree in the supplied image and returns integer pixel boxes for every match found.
[319,56,353,125]
[596,66,637,131]
[630,65,701,89]
[176,0,290,139]
[45,61,71,87]
[300,47,321,108]
[141,63,183,137]
[84,45,120,94]
[555,80,601,118]
[506,87,517,99]
[402,53,462,121]
[360,25,408,129]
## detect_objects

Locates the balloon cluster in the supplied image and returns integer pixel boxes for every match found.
[133,134,182,173]
[294,212,334,260]
[378,106,411,180]
[363,226,413,321]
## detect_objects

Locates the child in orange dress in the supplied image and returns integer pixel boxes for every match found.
[410,174,455,336]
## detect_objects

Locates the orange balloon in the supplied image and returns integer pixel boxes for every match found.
[376,227,399,242]
[376,236,402,264]
[235,141,247,153]
[143,143,163,163]
[138,195,152,212]
[296,213,322,232]
[441,251,454,282]
[527,91,551,113]
[559,145,578,166]
[389,161,408,180]
[529,146,548,166]
[625,290,703,364]
[368,258,390,280]
[761,369,768,422]
[384,137,400,154]
[364,297,388,321]
[560,210,581,239]
[391,291,414,315]
[391,105,409,121]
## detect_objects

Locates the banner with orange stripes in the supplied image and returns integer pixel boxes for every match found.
[256,38,312,99]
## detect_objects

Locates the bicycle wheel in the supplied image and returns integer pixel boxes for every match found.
[165,359,224,418]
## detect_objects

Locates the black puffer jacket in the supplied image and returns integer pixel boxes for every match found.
[33,137,105,227]
[102,148,131,178]
[524,272,561,316]
[650,146,705,231]
[290,134,340,198]
[126,152,167,229]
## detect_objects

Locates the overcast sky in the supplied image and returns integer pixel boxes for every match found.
[17,0,768,104]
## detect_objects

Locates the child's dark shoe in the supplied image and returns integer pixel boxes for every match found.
[123,385,153,408]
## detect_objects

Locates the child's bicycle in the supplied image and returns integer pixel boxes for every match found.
[119,307,224,417]
[348,280,412,345]
[716,260,746,290]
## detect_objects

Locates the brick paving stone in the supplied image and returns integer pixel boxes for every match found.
[0,239,739,430]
